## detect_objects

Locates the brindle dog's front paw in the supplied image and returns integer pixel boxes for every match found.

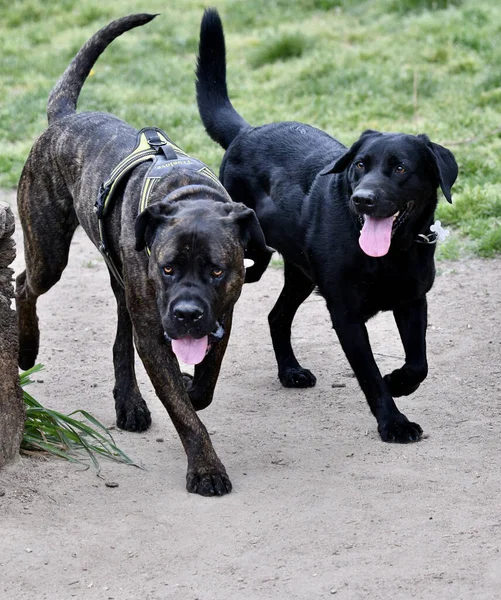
[115,394,152,432]
[384,365,427,397]
[279,366,317,388]
[378,415,423,443]
[186,468,232,496]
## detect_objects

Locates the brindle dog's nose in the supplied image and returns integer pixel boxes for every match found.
[173,301,204,325]
[352,189,376,212]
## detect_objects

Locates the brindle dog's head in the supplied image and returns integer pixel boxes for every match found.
[135,186,271,364]
[321,130,458,256]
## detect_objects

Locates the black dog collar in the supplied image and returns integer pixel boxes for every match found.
[355,214,445,246]
[415,232,438,244]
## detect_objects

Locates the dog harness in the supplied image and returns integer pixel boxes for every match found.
[95,127,222,287]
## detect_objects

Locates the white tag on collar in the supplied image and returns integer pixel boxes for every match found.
[430,220,450,242]
[244,258,255,269]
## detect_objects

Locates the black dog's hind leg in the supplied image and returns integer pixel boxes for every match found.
[109,273,151,432]
[269,261,316,387]
[384,298,428,397]
[184,310,234,412]
[330,315,423,443]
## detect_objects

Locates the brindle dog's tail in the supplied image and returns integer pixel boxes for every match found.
[196,8,251,150]
[47,14,157,125]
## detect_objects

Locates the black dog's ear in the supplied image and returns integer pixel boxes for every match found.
[227,203,274,283]
[320,150,355,176]
[418,134,458,204]
[320,129,381,175]
[135,201,178,251]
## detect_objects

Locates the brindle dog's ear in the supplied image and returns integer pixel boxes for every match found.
[418,134,458,204]
[320,129,381,175]
[135,201,177,251]
[228,203,274,283]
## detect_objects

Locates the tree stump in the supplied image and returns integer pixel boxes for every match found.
[0,202,24,468]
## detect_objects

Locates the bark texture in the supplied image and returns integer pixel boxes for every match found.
[0,202,23,468]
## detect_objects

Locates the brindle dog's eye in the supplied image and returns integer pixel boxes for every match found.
[395,165,406,174]
[355,160,364,170]
[212,269,224,278]
[163,266,174,276]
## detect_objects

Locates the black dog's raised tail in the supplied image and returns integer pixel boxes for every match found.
[47,13,157,125]
[196,8,250,150]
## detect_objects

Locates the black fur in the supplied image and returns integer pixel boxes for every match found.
[196,8,459,443]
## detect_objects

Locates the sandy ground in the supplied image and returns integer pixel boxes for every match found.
[1,188,501,599]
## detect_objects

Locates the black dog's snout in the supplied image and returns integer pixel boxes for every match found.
[173,301,204,324]
[351,189,376,212]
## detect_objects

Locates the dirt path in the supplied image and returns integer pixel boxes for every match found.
[1,189,500,599]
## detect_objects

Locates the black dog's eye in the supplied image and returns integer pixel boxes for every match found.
[211,268,224,279]
[163,265,174,276]
[395,164,406,174]
[354,160,364,170]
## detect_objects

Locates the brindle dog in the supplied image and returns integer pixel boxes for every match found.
[16,14,271,496]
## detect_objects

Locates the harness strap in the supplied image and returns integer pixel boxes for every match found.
[95,127,184,220]
[138,157,220,224]
[95,127,221,287]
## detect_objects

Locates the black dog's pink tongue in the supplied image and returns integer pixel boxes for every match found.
[359,215,395,257]
[171,336,208,365]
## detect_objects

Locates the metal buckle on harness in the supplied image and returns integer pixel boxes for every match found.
[144,131,165,150]
[143,129,178,161]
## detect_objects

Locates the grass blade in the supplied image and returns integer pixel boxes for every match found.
[19,365,142,472]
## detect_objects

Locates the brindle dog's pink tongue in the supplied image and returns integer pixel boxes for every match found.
[171,336,208,365]
[359,215,394,257]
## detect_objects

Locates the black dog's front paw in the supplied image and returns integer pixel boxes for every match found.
[378,415,423,443]
[181,374,214,411]
[115,393,152,432]
[384,364,427,397]
[186,468,232,496]
[279,366,317,388]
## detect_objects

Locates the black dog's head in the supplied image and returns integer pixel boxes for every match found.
[135,190,271,364]
[321,130,458,257]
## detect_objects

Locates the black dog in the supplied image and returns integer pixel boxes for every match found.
[196,8,458,443]
[16,14,271,495]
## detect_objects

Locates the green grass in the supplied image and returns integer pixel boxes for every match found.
[388,0,464,13]
[1,0,501,256]
[437,183,501,256]
[20,364,138,473]
[249,32,309,68]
